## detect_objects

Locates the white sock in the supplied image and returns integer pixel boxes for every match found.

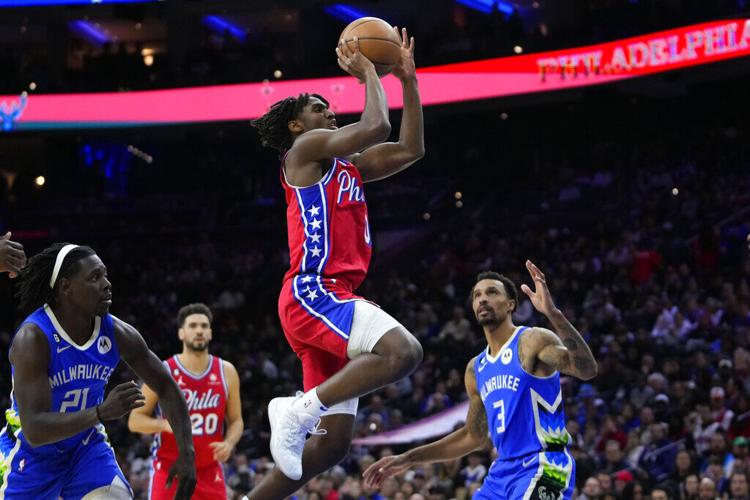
[291,387,328,418]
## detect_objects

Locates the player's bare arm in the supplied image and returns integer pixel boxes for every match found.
[350,27,425,183]
[0,231,26,278]
[209,360,244,462]
[519,260,598,380]
[127,383,172,434]
[363,357,488,489]
[285,39,390,186]
[114,318,197,499]
[10,323,146,446]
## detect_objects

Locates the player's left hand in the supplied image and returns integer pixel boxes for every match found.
[520,260,559,317]
[391,27,416,82]
[209,440,234,462]
[166,451,196,500]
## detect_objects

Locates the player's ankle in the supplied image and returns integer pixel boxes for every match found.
[291,387,328,419]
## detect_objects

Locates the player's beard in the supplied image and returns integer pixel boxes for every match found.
[476,308,502,327]
[477,316,501,328]
[186,339,209,352]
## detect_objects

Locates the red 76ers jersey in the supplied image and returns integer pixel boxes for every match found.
[153,355,228,469]
[282,157,372,292]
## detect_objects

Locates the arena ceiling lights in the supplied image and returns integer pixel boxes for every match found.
[2,18,750,131]
[456,0,514,15]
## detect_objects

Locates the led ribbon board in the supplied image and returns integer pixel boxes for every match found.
[2,18,749,130]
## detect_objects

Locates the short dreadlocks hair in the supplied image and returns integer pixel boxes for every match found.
[251,93,329,153]
[16,243,96,317]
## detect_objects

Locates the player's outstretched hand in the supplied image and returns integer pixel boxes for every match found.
[166,451,197,500]
[520,259,558,317]
[363,454,412,489]
[391,26,416,82]
[336,37,376,83]
[209,440,234,462]
[0,232,26,278]
[97,381,146,420]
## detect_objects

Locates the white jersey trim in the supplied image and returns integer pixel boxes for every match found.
[282,158,337,189]
[173,354,213,380]
[44,304,101,351]
[484,326,522,364]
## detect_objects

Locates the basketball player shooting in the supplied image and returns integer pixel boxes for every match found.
[249,27,424,499]
[364,261,598,499]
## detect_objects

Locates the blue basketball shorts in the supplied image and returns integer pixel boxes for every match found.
[0,428,132,499]
[473,449,575,500]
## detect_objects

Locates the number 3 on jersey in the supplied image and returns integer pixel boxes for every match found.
[493,399,506,433]
[190,412,219,435]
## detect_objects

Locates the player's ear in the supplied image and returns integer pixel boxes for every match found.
[58,278,72,299]
[288,119,304,134]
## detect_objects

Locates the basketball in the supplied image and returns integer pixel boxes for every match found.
[340,17,402,76]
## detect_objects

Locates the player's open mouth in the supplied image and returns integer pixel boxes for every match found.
[328,120,337,129]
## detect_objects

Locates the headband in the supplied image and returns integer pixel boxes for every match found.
[49,244,79,289]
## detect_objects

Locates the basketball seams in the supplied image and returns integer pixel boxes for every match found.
[342,36,401,46]
[342,38,401,65]
[341,18,381,36]
[340,17,401,73]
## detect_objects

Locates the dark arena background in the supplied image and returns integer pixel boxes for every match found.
[1,1,750,499]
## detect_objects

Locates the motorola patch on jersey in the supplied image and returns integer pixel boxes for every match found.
[501,348,513,364]
[97,336,112,354]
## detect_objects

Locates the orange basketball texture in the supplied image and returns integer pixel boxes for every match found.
[340,17,401,76]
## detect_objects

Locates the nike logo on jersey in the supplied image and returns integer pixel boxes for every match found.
[82,428,96,446]
[57,345,71,353]
[477,359,488,373]
[522,455,538,468]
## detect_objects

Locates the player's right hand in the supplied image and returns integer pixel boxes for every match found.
[336,37,376,83]
[0,232,26,278]
[363,454,412,489]
[167,451,197,500]
[98,380,146,420]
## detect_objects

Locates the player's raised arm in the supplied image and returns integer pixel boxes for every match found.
[295,39,390,157]
[351,27,425,183]
[520,260,598,380]
[128,383,173,435]
[256,40,390,187]
[10,324,145,446]
[114,318,197,499]
[363,357,489,489]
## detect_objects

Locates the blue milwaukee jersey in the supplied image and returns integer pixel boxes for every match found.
[5,305,120,453]
[474,326,570,460]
